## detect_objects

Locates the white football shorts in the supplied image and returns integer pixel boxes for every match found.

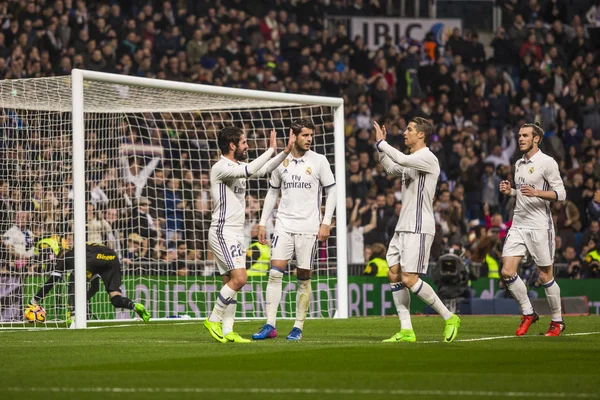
[208,228,246,275]
[387,232,433,274]
[502,227,555,267]
[270,230,318,270]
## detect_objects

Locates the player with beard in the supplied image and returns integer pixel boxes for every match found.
[204,126,295,343]
[252,119,337,341]
[499,123,566,336]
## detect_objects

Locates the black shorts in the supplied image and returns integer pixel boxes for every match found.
[86,248,122,293]
[61,244,123,293]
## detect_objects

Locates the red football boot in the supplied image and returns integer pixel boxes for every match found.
[516,312,539,336]
[545,320,566,337]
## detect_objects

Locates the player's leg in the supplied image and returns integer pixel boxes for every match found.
[206,230,248,342]
[101,260,150,322]
[531,229,564,337]
[28,272,62,307]
[285,234,318,340]
[383,264,417,343]
[382,233,416,343]
[220,273,249,343]
[25,272,62,320]
[401,233,460,343]
[502,229,537,335]
[538,265,564,336]
[65,274,101,324]
[86,275,101,320]
[253,230,293,340]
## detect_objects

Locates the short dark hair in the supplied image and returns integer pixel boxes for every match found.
[520,122,544,144]
[410,117,434,144]
[290,118,315,135]
[218,126,244,154]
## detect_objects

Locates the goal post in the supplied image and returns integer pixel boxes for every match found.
[0,69,347,329]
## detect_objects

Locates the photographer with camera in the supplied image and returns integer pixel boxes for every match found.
[555,245,581,279]
[432,240,478,309]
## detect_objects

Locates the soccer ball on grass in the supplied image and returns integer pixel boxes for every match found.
[25,304,46,323]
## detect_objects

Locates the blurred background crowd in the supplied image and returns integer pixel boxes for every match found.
[0,0,600,281]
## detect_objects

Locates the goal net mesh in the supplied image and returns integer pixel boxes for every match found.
[0,76,339,327]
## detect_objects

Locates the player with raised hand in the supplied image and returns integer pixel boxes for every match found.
[374,118,461,343]
[252,119,337,341]
[499,123,566,337]
[204,126,294,343]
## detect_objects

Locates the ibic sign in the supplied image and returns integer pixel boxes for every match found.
[351,17,462,49]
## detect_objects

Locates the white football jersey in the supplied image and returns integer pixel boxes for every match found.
[269,150,335,234]
[377,142,440,236]
[209,156,252,234]
[512,150,565,230]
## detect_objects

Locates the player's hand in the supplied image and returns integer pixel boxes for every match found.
[499,180,512,195]
[520,185,538,197]
[284,128,296,154]
[258,225,268,245]
[318,224,331,242]
[373,121,387,142]
[269,129,277,151]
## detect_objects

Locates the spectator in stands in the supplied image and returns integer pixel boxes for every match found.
[119,145,163,199]
[348,198,377,264]
[2,210,35,270]
[87,204,111,245]
[362,242,388,277]
[0,0,598,280]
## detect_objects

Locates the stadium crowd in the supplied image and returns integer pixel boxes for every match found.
[1,0,600,280]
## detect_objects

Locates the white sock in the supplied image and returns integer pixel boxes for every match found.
[410,279,452,320]
[266,267,284,328]
[222,293,238,336]
[543,279,562,321]
[209,284,237,323]
[293,279,312,331]
[391,283,412,330]
[504,274,534,315]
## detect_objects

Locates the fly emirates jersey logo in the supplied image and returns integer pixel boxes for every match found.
[283,172,312,189]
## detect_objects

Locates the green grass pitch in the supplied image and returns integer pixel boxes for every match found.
[1,316,599,400]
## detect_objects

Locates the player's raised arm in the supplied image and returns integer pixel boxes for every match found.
[254,129,296,178]
[373,121,438,174]
[379,151,406,176]
[212,126,275,181]
[371,123,405,175]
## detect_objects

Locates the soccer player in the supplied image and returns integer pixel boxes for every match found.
[26,240,150,324]
[499,123,566,336]
[252,118,337,341]
[374,118,461,343]
[203,126,294,343]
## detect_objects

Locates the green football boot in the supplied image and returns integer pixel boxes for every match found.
[444,314,461,343]
[382,329,417,343]
[133,303,150,322]
[204,319,227,343]
[224,331,251,343]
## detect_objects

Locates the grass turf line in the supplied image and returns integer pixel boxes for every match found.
[1,316,599,400]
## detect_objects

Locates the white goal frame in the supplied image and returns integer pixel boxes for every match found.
[71,69,347,328]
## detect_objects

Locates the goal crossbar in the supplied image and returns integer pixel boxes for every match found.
[68,69,348,328]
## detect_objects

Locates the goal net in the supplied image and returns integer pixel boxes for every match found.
[0,70,347,329]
